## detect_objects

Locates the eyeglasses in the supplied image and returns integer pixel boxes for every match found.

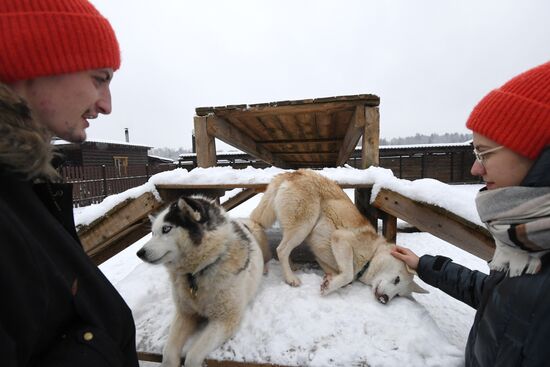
[473,145,503,165]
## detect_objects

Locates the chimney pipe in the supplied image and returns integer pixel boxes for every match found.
[124,128,129,142]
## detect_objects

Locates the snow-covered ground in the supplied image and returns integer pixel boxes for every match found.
[80,167,488,366]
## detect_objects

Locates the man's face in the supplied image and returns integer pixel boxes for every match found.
[10,69,114,143]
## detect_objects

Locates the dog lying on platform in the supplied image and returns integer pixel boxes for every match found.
[250,169,427,304]
[137,196,265,367]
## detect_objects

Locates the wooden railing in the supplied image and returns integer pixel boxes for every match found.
[59,163,177,207]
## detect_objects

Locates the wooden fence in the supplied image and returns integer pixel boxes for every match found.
[63,145,479,207]
[60,163,177,207]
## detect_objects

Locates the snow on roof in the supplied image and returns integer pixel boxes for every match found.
[147,154,175,163]
[52,138,152,149]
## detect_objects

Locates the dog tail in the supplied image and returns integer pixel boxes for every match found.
[250,174,283,229]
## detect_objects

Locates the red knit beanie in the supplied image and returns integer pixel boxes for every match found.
[0,0,120,83]
[466,61,550,160]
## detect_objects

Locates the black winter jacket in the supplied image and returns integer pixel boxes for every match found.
[418,254,550,367]
[0,173,140,367]
[0,83,138,366]
[417,147,550,367]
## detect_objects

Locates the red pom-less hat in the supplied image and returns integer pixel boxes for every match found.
[0,0,120,83]
[466,61,550,160]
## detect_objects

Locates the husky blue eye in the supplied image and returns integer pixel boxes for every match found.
[162,225,173,234]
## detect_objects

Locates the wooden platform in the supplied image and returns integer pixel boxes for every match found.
[194,94,380,169]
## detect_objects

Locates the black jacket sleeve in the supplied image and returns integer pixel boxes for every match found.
[417,255,488,309]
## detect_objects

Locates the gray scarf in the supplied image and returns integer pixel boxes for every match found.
[475,186,550,276]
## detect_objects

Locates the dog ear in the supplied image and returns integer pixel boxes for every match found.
[148,214,155,223]
[411,281,429,294]
[177,197,203,222]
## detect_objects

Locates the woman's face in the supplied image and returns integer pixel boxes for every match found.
[470,133,535,189]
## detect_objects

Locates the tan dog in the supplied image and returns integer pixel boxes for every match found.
[137,196,264,367]
[250,170,427,304]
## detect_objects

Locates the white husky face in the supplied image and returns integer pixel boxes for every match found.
[363,254,428,304]
[137,208,184,265]
[136,196,217,266]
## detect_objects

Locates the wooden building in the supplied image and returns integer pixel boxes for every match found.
[53,139,152,174]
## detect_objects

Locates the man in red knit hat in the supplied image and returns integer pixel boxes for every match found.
[0,1,139,366]
[392,61,550,367]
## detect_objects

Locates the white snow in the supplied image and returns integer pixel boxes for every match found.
[86,167,489,366]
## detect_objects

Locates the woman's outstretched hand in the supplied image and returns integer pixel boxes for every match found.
[391,245,420,271]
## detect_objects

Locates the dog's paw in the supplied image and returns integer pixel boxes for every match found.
[509,255,542,277]
[286,275,302,287]
[526,257,542,274]
[488,260,509,273]
[320,274,333,296]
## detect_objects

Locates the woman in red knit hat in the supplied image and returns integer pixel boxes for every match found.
[392,61,550,367]
[0,1,138,366]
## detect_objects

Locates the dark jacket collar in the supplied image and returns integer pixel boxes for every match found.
[521,146,550,187]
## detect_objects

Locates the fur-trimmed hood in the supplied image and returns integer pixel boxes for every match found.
[0,82,58,181]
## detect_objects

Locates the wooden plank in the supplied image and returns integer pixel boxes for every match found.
[194,115,217,168]
[195,94,380,115]
[88,219,151,265]
[257,114,289,141]
[336,105,366,166]
[222,188,259,211]
[295,113,315,139]
[137,351,292,367]
[315,111,333,138]
[197,98,380,117]
[78,192,163,255]
[371,188,495,260]
[206,115,287,168]
[257,138,339,145]
[272,151,336,156]
[361,106,380,168]
[239,114,273,141]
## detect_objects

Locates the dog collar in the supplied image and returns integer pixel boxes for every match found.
[355,260,370,280]
[186,254,225,297]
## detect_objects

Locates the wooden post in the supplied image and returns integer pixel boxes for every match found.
[194,115,217,168]
[420,152,428,178]
[449,152,454,182]
[356,106,380,232]
[101,164,107,199]
[361,106,380,169]
[380,211,397,242]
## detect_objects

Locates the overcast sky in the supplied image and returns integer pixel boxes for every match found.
[88,0,550,150]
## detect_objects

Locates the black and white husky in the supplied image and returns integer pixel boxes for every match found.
[137,196,265,367]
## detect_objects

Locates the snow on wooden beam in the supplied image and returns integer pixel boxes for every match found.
[78,192,164,265]
[371,188,495,260]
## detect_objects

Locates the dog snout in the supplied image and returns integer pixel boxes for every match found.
[374,287,389,304]
[136,248,146,259]
[377,294,389,304]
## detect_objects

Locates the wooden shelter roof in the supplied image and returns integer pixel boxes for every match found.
[194,94,380,169]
